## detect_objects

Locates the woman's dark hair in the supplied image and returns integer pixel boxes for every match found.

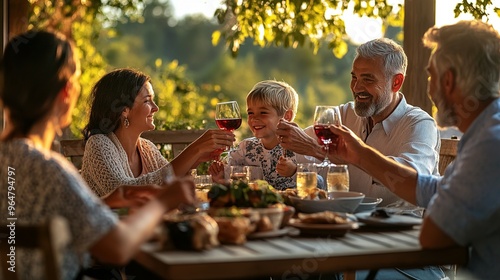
[83,68,150,140]
[0,30,76,140]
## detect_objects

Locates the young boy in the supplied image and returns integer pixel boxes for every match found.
[209,80,321,190]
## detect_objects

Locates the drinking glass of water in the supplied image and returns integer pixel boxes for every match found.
[296,163,318,199]
[327,164,349,193]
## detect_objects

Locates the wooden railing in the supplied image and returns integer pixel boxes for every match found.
[58,129,206,169]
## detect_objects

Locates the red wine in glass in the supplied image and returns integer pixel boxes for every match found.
[313,105,341,166]
[214,101,242,162]
[314,125,338,145]
[216,118,242,131]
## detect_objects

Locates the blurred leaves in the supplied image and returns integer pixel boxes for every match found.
[213,0,404,58]
[212,0,499,58]
[454,0,497,20]
[25,0,500,139]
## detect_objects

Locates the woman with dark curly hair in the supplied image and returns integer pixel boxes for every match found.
[81,68,235,198]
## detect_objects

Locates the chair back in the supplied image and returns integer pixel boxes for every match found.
[439,138,459,175]
[0,216,71,280]
[59,129,206,169]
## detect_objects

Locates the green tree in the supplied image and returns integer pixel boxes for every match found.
[26,0,147,137]
[27,0,214,136]
[24,0,500,137]
[213,0,500,57]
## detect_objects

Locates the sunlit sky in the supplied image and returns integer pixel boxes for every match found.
[169,0,221,19]
[169,0,500,44]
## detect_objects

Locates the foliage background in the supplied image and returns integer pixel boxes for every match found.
[24,0,500,143]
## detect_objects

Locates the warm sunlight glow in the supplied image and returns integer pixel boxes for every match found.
[344,14,383,46]
[435,0,500,29]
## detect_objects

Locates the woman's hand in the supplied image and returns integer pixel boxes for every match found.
[158,177,196,211]
[170,129,235,176]
[104,184,163,209]
[192,129,235,162]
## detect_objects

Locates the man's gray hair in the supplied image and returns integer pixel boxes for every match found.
[423,20,500,100]
[355,38,408,78]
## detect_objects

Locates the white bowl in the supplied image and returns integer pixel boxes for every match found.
[253,207,284,231]
[289,191,365,213]
[354,197,383,213]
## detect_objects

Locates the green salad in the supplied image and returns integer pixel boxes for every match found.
[208,180,283,208]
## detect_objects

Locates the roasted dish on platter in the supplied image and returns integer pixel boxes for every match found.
[207,180,287,244]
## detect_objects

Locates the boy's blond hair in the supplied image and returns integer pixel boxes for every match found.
[246,80,299,121]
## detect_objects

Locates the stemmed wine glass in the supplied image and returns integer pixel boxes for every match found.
[313,105,341,167]
[215,101,242,162]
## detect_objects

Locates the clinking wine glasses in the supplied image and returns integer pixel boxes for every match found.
[215,101,242,132]
[215,101,242,161]
[313,105,341,167]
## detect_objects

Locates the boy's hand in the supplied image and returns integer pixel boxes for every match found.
[208,161,227,184]
[277,156,297,177]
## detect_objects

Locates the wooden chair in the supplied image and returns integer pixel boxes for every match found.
[59,129,206,169]
[0,216,71,280]
[439,138,459,175]
[438,137,461,279]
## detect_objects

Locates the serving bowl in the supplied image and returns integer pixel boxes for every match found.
[354,197,383,213]
[354,197,382,213]
[253,207,284,231]
[289,191,365,213]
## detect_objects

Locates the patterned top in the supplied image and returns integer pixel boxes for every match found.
[81,132,169,197]
[0,139,118,279]
[229,137,317,190]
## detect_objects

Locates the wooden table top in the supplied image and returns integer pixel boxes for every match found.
[134,227,468,280]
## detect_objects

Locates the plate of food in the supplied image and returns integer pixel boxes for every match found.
[355,210,422,228]
[287,211,359,237]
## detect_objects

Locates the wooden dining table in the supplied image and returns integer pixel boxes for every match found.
[134,226,468,280]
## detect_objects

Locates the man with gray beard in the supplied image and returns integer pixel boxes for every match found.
[277,38,444,279]
[277,38,440,209]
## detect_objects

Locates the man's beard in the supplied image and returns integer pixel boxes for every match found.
[354,83,393,118]
[434,85,458,127]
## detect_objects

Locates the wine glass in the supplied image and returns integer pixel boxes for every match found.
[215,101,242,153]
[313,105,341,167]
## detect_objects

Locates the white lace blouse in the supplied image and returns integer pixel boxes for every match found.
[81,132,169,197]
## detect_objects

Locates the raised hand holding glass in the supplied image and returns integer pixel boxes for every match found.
[215,101,242,162]
[313,105,341,167]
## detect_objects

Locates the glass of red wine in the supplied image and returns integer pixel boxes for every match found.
[215,101,242,154]
[313,105,341,167]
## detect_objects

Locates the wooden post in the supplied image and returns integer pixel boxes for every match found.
[7,0,28,39]
[402,0,435,115]
[0,0,5,131]
[0,0,29,133]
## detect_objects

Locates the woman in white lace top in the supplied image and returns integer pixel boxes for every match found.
[81,69,235,198]
[0,31,195,279]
